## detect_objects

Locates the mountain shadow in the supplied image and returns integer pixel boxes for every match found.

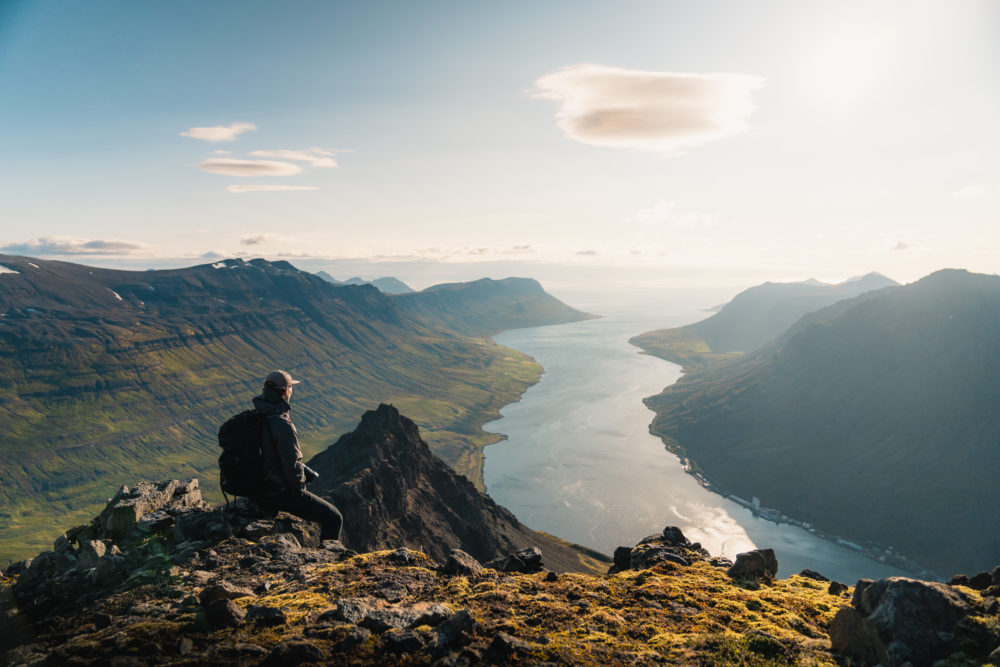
[643,269,1000,575]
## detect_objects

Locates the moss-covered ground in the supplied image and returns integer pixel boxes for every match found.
[5,548,867,665]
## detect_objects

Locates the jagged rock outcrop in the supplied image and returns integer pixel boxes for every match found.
[829,576,1000,666]
[607,525,731,575]
[306,403,608,572]
[4,492,999,666]
[727,548,779,582]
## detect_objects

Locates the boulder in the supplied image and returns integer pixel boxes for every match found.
[829,577,974,666]
[485,632,532,662]
[968,571,994,590]
[100,480,180,538]
[199,581,256,605]
[246,606,287,627]
[485,547,543,574]
[727,549,778,582]
[629,543,689,570]
[612,546,632,572]
[798,569,829,582]
[203,599,246,629]
[661,526,690,547]
[828,581,849,596]
[76,540,107,570]
[442,549,483,577]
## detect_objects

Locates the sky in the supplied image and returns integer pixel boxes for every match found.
[1,0,999,290]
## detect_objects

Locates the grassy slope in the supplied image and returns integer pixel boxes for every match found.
[1,265,585,563]
[0,327,542,563]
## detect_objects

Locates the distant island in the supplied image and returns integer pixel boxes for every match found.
[633,269,1000,576]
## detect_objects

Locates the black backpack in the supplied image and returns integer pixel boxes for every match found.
[218,409,268,497]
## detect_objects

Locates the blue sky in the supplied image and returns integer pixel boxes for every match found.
[2,0,999,289]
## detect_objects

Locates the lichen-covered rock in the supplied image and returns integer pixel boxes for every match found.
[199,581,256,605]
[727,549,779,582]
[485,546,543,573]
[442,548,483,576]
[829,577,975,666]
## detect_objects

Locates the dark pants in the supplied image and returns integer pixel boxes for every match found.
[256,488,343,542]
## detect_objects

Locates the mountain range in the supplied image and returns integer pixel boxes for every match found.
[637,269,1000,575]
[0,254,590,562]
[314,271,414,294]
[631,272,899,372]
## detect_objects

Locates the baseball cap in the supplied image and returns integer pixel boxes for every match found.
[264,370,301,388]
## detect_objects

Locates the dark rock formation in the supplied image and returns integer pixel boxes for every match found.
[306,404,608,572]
[727,549,779,582]
[607,526,715,575]
[829,576,985,666]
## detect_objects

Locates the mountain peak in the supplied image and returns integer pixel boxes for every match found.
[307,405,606,571]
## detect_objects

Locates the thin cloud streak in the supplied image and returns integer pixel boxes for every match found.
[180,122,257,142]
[0,237,149,256]
[198,158,302,177]
[240,233,293,245]
[248,148,341,168]
[534,64,765,152]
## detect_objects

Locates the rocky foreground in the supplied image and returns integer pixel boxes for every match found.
[3,478,999,666]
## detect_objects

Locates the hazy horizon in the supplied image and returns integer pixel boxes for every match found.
[2,1,999,290]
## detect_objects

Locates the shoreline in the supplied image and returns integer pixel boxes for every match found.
[630,330,940,581]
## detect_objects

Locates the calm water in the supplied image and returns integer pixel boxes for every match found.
[483,288,907,582]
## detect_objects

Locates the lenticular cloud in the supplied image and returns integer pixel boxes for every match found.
[197,158,303,177]
[534,64,765,152]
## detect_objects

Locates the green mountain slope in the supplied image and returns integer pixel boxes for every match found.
[632,273,898,371]
[641,269,1000,575]
[0,255,588,562]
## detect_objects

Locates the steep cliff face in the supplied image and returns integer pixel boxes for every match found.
[307,404,608,572]
[0,255,585,561]
[643,269,1000,575]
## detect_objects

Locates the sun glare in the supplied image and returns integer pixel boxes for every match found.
[800,28,895,114]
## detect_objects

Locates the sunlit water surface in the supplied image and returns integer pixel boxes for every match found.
[483,288,907,581]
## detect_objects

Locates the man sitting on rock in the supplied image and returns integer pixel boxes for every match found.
[251,370,343,543]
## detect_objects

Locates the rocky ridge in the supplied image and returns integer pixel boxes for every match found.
[3,476,998,665]
[306,404,607,573]
[3,398,999,664]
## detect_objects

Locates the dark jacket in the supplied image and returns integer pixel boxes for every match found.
[253,387,306,495]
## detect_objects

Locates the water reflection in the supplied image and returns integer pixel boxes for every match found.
[483,288,908,582]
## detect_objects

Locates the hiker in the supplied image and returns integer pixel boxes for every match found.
[251,369,344,542]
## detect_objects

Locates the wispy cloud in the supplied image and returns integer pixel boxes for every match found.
[0,237,149,256]
[534,64,765,152]
[248,148,342,168]
[625,200,715,229]
[226,184,319,193]
[180,122,257,143]
[198,158,302,177]
[240,233,293,245]
[869,237,921,254]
